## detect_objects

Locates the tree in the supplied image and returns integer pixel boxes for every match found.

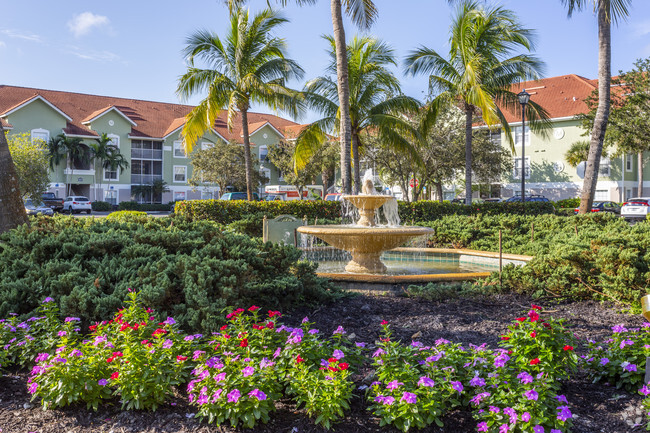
[47,133,89,197]
[0,126,28,233]
[189,143,266,195]
[89,133,114,202]
[6,133,50,202]
[177,8,304,201]
[561,0,632,213]
[267,140,323,199]
[131,179,169,204]
[295,36,420,192]
[406,0,548,205]
[103,147,129,202]
[225,0,378,194]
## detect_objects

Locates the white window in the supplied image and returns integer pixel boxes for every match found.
[173,140,187,158]
[626,154,633,172]
[107,134,120,148]
[513,157,530,179]
[31,128,49,144]
[600,157,611,177]
[259,145,268,163]
[201,141,214,150]
[104,190,117,205]
[103,166,120,181]
[173,166,187,183]
[174,191,186,201]
[514,126,530,147]
[595,190,608,201]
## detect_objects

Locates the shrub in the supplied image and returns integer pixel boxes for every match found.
[553,198,580,210]
[117,201,140,210]
[104,210,148,222]
[0,216,337,333]
[91,201,112,211]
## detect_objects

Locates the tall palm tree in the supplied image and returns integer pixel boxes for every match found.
[177,8,304,201]
[48,134,89,197]
[406,0,548,204]
[560,0,632,213]
[103,148,129,204]
[225,0,377,194]
[294,36,420,192]
[0,124,28,233]
[89,133,113,202]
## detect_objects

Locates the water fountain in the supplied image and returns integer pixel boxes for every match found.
[297,175,434,274]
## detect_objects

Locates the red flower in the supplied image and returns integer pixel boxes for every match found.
[500,336,510,341]
[152,328,167,336]
[248,305,260,312]
[119,323,130,332]
[141,340,149,345]
[515,317,526,322]
[563,345,574,351]
[530,331,536,338]
[528,311,540,322]
[543,322,552,329]
[89,325,97,331]
[223,334,230,339]
[531,304,542,310]
[110,372,119,380]
[252,324,264,330]
[266,321,275,329]
[239,338,248,348]
[328,358,338,363]
[380,338,390,342]
[381,320,388,325]
[328,366,339,372]
[177,355,188,362]
[220,325,228,331]
[113,352,123,357]
[339,362,349,370]
[268,310,281,318]
[107,357,114,363]
[296,355,305,364]
[530,358,540,365]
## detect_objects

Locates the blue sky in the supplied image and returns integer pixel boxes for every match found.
[2,1,649,123]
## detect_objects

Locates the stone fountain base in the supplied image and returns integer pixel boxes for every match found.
[345,252,387,274]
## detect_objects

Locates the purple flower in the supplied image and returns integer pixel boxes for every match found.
[164,317,176,325]
[517,371,534,384]
[372,348,385,358]
[417,376,435,387]
[477,421,488,432]
[302,316,309,323]
[212,389,223,402]
[98,379,108,386]
[214,372,227,383]
[640,385,650,396]
[386,380,403,390]
[451,381,464,393]
[35,353,49,363]
[242,366,255,377]
[435,338,450,345]
[600,357,609,366]
[555,394,568,404]
[499,424,509,433]
[333,326,346,335]
[557,405,572,421]
[193,350,205,360]
[332,349,345,360]
[470,376,486,387]
[227,389,241,403]
[401,392,417,404]
[355,342,366,348]
[470,392,490,406]
[184,335,195,341]
[612,324,628,333]
[489,406,501,413]
[70,349,82,357]
[521,412,531,422]
[308,329,319,334]
[624,362,637,372]
[206,357,224,369]
[533,426,545,433]
[273,347,282,358]
[374,395,395,406]
[42,297,54,303]
[197,393,209,405]
[426,353,444,363]
[162,339,173,349]
[260,357,274,369]
[524,389,539,401]
[28,382,38,394]
[64,317,80,322]
[57,331,67,337]
[620,339,634,349]
[248,389,267,401]
[494,354,510,368]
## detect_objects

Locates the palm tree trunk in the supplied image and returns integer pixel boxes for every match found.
[352,132,361,193]
[331,0,352,195]
[638,151,644,196]
[0,124,28,233]
[436,181,443,203]
[464,105,473,205]
[579,5,610,214]
[322,169,330,193]
[241,109,254,201]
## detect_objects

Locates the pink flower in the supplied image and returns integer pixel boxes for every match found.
[401,392,417,404]
[227,389,241,403]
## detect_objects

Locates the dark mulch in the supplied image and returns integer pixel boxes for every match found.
[0,293,646,433]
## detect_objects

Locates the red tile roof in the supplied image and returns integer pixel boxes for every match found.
[0,85,301,142]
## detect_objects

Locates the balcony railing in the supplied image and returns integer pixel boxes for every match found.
[131,149,163,160]
[130,174,163,185]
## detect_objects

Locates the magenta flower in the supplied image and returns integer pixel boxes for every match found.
[42,297,54,303]
[489,406,500,413]
[451,381,464,393]
[374,395,395,405]
[477,421,488,432]
[57,331,67,337]
[417,376,435,387]
[212,389,223,403]
[162,339,173,349]
[557,405,572,421]
[386,380,403,390]
[28,382,38,394]
[64,317,80,322]
[555,394,568,404]
[193,350,205,360]
[470,392,491,406]
[214,372,227,383]
[533,426,545,433]
[35,353,49,363]
[197,393,209,405]
[248,389,267,401]
[242,366,255,377]
[401,392,417,404]
[521,412,531,422]
[524,389,539,401]
[333,325,346,335]
[227,389,241,403]
[499,423,509,433]
[469,376,486,387]
[640,385,650,396]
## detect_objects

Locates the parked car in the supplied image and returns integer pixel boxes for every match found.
[41,192,64,212]
[483,198,503,203]
[220,192,260,201]
[325,193,342,201]
[620,197,650,220]
[62,196,92,214]
[24,199,54,216]
[573,201,621,215]
[504,195,550,203]
[264,194,285,201]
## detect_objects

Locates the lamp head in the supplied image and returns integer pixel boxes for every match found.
[518,89,531,106]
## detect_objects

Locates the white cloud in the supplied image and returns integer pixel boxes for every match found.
[0,29,42,43]
[67,12,110,38]
[65,46,121,62]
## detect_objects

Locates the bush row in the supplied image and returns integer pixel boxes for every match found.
[0,215,337,333]
[175,199,556,226]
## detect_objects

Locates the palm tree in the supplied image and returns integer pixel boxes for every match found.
[103,148,129,204]
[406,0,548,204]
[225,0,377,194]
[177,8,304,201]
[295,36,420,192]
[48,134,89,197]
[89,133,113,202]
[560,0,632,213]
[0,124,28,233]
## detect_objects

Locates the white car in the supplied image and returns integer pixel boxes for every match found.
[620,197,650,221]
[63,196,92,214]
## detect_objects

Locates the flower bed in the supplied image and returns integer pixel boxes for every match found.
[1,293,648,432]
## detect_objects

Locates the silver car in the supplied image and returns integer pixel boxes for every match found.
[24,199,54,216]
[620,197,650,221]
[63,196,92,214]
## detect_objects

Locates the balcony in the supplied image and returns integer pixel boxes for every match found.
[131,149,163,160]
[131,174,163,185]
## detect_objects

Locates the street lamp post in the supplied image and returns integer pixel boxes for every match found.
[518,89,531,202]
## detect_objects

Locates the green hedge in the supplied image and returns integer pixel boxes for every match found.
[91,201,112,211]
[0,216,337,333]
[117,201,174,211]
[175,199,556,225]
[553,198,580,210]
